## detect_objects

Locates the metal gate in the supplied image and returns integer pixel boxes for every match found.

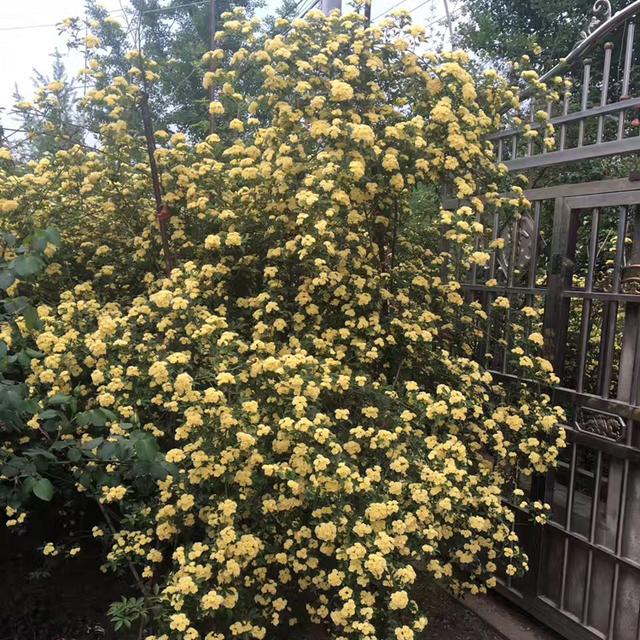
[452,2,640,638]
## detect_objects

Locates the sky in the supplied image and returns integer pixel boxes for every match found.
[0,0,455,117]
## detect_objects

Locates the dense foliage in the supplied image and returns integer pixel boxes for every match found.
[455,0,597,69]
[0,8,565,640]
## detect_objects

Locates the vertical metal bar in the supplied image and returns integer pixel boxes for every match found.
[581,450,602,625]
[502,218,519,373]
[511,133,518,160]
[590,451,603,545]
[485,212,500,361]
[560,90,570,151]
[560,443,578,610]
[507,218,519,288]
[607,459,630,639]
[471,211,481,286]
[528,201,542,289]
[524,202,542,341]
[498,137,504,163]
[577,209,600,393]
[597,43,614,144]
[617,22,635,140]
[542,98,553,154]
[544,198,578,374]
[528,99,536,158]
[578,59,591,148]
[489,212,499,281]
[600,207,627,398]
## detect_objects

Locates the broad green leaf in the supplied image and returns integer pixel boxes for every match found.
[22,304,42,330]
[133,432,158,462]
[47,393,71,405]
[11,255,44,278]
[32,477,54,501]
[44,227,61,246]
[2,232,16,247]
[0,270,15,290]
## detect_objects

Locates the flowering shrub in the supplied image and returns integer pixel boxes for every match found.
[0,8,565,640]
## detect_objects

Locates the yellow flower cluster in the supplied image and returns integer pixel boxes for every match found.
[0,7,565,640]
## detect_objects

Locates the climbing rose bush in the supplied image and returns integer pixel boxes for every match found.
[0,8,565,640]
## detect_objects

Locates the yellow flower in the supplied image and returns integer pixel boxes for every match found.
[329,79,354,101]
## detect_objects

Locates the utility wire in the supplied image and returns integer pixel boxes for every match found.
[372,0,411,21]
[297,0,320,19]
[373,0,459,25]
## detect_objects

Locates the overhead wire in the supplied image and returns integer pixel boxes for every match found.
[373,0,460,28]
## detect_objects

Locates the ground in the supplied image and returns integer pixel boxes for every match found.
[0,524,502,640]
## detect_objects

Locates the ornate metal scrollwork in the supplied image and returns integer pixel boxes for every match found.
[576,407,626,442]
[620,263,640,294]
[496,214,545,282]
[578,0,613,42]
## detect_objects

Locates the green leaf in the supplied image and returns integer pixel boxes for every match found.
[44,227,61,246]
[133,432,158,463]
[77,409,107,426]
[32,477,54,502]
[39,409,59,420]
[11,255,44,278]
[2,233,16,248]
[30,232,49,253]
[0,270,15,290]
[4,297,28,315]
[24,448,57,461]
[47,393,71,406]
[22,304,42,330]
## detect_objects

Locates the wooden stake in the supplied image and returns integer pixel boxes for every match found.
[139,91,174,275]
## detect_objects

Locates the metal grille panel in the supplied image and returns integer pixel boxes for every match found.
[455,180,640,640]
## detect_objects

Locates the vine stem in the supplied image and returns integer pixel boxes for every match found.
[96,500,150,598]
